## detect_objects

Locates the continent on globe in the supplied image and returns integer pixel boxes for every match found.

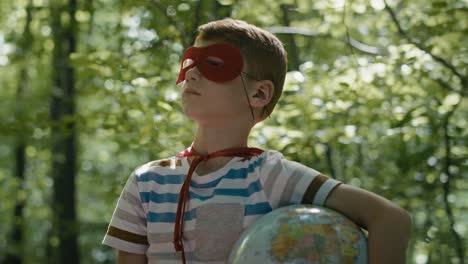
[228,205,368,264]
[271,223,341,262]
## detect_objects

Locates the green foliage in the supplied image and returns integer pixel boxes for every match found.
[0,0,466,263]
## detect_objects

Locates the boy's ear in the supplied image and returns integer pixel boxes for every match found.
[250,80,274,108]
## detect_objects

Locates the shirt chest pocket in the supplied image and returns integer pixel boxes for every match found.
[194,203,245,261]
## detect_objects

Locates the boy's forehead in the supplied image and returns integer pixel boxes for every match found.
[194,39,232,48]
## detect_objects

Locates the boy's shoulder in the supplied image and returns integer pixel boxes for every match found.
[146,157,183,168]
[132,155,184,177]
[261,150,312,169]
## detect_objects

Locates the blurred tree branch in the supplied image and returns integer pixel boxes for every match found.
[266,26,385,56]
[384,0,467,95]
[152,0,189,47]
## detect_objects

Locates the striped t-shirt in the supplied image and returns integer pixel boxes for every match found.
[102,149,341,263]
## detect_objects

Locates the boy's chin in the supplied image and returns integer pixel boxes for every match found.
[182,110,242,125]
[182,110,207,123]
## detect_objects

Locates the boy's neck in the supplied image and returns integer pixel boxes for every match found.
[192,122,252,155]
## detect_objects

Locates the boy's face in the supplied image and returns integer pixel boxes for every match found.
[178,39,254,124]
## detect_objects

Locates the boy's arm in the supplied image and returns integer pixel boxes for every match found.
[117,250,147,264]
[303,182,412,264]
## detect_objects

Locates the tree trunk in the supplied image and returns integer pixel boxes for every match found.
[442,108,465,264]
[4,1,33,263]
[48,0,79,263]
[280,4,300,71]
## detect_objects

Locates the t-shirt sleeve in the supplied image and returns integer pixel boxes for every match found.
[102,170,149,254]
[260,151,341,208]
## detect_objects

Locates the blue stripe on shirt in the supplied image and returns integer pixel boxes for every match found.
[140,191,179,203]
[146,202,272,223]
[140,179,263,203]
[190,157,264,188]
[136,157,264,188]
[138,173,185,184]
[147,208,196,223]
[245,202,272,215]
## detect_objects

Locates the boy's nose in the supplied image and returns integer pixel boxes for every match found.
[185,66,202,82]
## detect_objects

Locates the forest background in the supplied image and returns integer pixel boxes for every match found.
[0,0,466,263]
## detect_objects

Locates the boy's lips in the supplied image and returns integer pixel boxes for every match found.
[183,88,201,95]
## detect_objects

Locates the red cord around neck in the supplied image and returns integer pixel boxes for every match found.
[173,146,264,263]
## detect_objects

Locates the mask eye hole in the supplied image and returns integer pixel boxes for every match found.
[182,58,194,69]
[205,56,224,67]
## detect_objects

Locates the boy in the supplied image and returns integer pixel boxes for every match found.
[103,18,411,264]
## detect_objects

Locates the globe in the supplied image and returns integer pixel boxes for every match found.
[228,204,367,264]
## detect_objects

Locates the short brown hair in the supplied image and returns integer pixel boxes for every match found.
[195,18,288,116]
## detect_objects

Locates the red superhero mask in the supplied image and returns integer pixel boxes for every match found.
[176,43,244,84]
